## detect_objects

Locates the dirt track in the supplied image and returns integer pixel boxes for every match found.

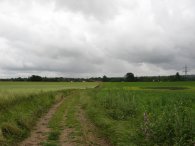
[77,107,110,146]
[20,99,64,146]
[20,93,111,146]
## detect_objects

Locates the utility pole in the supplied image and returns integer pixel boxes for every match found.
[183,65,188,78]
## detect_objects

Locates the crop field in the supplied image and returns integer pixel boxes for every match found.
[86,82,195,146]
[0,82,98,98]
[0,81,194,146]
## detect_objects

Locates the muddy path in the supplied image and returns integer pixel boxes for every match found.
[20,98,64,146]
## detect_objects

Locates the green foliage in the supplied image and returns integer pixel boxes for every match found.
[1,123,22,139]
[28,75,43,81]
[125,72,135,82]
[42,141,59,146]
[96,90,137,120]
[102,75,109,82]
[142,86,189,90]
[0,82,96,145]
[16,117,33,131]
[0,81,194,145]
[46,96,68,145]
[0,81,98,99]
[85,82,195,146]
[175,72,181,81]
[0,92,57,144]
[45,92,83,145]
[48,131,60,141]
[135,97,194,146]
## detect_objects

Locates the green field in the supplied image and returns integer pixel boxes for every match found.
[86,82,195,145]
[0,82,97,145]
[0,82,194,145]
[0,82,98,98]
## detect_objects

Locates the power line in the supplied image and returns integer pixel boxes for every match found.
[183,65,188,76]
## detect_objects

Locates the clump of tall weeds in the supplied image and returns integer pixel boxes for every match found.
[135,97,194,146]
[1,123,23,139]
[96,90,138,120]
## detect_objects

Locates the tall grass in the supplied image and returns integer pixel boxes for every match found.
[0,90,71,145]
[135,96,194,146]
[86,87,195,146]
[96,90,137,120]
[0,82,97,145]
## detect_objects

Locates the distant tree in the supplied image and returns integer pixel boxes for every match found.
[175,72,181,81]
[29,75,42,81]
[102,75,108,82]
[125,72,135,82]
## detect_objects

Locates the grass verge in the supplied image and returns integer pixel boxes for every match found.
[0,90,71,145]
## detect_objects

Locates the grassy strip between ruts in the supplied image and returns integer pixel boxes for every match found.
[42,93,70,146]
[42,100,66,145]
[63,91,83,145]
[0,90,72,146]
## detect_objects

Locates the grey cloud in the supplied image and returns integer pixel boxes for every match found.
[54,0,120,20]
[0,0,195,77]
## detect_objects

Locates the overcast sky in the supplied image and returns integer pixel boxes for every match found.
[0,0,195,78]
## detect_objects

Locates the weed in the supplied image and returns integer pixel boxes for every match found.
[1,123,22,139]
[48,131,60,141]
[42,141,59,146]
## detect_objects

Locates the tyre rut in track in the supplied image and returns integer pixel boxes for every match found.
[60,107,111,146]
[20,98,65,146]
[77,107,111,146]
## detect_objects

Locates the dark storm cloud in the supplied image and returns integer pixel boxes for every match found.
[0,0,195,77]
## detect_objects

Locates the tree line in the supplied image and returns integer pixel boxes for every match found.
[0,72,195,82]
